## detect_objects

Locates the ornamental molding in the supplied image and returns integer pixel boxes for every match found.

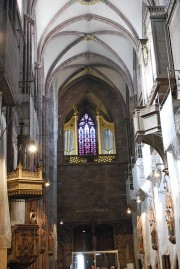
[147,6,166,19]
[8,225,39,266]
[7,164,44,198]
[144,6,166,25]
[166,0,178,25]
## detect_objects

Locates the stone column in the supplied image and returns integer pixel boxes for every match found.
[10,201,25,226]
[0,92,8,268]
[0,249,7,269]
[0,91,2,112]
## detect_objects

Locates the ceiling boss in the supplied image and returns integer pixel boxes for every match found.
[78,0,101,5]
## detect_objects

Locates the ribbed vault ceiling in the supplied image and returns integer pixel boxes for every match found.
[30,0,147,101]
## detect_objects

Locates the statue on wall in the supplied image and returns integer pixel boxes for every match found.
[165,195,176,244]
[92,232,97,250]
[137,216,145,254]
[30,211,37,224]
[39,213,47,253]
[149,207,158,250]
[48,224,55,256]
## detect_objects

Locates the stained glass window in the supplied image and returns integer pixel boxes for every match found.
[78,114,96,155]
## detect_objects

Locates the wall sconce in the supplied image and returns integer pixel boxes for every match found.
[45,179,50,187]
[27,140,38,153]
[17,122,38,166]
[153,168,161,178]
[148,163,164,187]
[136,195,141,203]
[60,219,64,225]
[162,176,168,190]
[153,166,169,187]
[127,207,132,214]
[153,167,162,186]
[162,168,169,176]
[158,173,169,194]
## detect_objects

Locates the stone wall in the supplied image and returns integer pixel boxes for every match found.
[57,77,134,269]
[57,163,128,223]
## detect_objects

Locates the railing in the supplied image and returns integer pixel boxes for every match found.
[64,154,117,164]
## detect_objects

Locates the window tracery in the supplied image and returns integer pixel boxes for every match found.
[78,114,96,156]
